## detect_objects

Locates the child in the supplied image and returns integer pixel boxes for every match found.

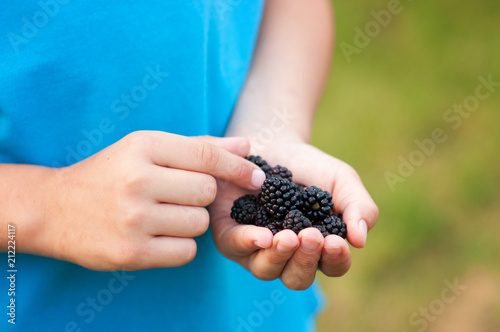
[0,1,378,331]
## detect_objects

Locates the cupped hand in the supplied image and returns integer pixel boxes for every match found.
[209,140,378,290]
[41,131,265,271]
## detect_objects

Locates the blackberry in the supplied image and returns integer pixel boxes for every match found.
[230,195,258,224]
[265,165,293,182]
[255,206,272,227]
[283,209,312,234]
[259,177,300,220]
[245,155,268,168]
[295,183,306,192]
[261,164,272,175]
[313,224,329,237]
[315,213,347,238]
[266,220,283,235]
[231,158,347,239]
[246,155,272,178]
[300,186,334,221]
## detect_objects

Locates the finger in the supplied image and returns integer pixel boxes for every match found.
[146,132,266,190]
[214,223,274,259]
[272,149,378,248]
[135,236,197,269]
[247,230,299,280]
[280,228,324,290]
[144,204,209,237]
[195,136,251,158]
[208,182,272,262]
[147,167,217,206]
[330,164,379,248]
[318,235,351,277]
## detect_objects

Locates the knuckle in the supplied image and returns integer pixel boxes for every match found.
[121,205,146,229]
[123,131,157,153]
[192,208,210,236]
[198,142,220,171]
[233,163,250,182]
[228,227,251,256]
[199,176,217,205]
[124,131,148,147]
[294,255,319,272]
[122,171,150,194]
[266,254,287,266]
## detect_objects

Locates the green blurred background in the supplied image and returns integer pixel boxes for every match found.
[313,1,500,331]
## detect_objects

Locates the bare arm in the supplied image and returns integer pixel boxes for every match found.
[226,0,334,141]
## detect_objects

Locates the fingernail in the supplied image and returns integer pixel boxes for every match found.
[250,169,266,189]
[253,240,265,249]
[302,239,320,254]
[277,241,295,254]
[325,245,341,258]
[359,219,368,246]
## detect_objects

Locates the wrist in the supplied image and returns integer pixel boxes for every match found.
[227,79,314,145]
[19,166,62,258]
[227,108,311,149]
[0,165,56,255]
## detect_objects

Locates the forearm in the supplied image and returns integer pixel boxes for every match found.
[227,0,334,142]
[0,164,56,255]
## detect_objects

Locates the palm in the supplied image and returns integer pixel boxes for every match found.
[209,141,378,290]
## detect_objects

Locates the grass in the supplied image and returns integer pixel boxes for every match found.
[313,1,500,331]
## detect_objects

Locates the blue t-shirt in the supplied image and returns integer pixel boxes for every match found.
[0,1,323,331]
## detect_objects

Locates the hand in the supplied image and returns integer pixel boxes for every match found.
[209,140,379,290]
[38,131,265,271]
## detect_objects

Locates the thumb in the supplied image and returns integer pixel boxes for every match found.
[195,136,251,157]
[194,135,265,190]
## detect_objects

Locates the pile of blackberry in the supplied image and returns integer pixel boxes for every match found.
[230,156,347,238]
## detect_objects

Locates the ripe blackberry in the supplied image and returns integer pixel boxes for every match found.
[315,213,347,238]
[261,164,272,175]
[230,195,258,225]
[300,186,334,221]
[245,155,268,168]
[255,206,272,227]
[283,209,312,234]
[259,177,300,220]
[313,224,329,237]
[246,155,272,178]
[295,183,306,192]
[232,158,346,238]
[265,165,293,182]
[266,220,283,235]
